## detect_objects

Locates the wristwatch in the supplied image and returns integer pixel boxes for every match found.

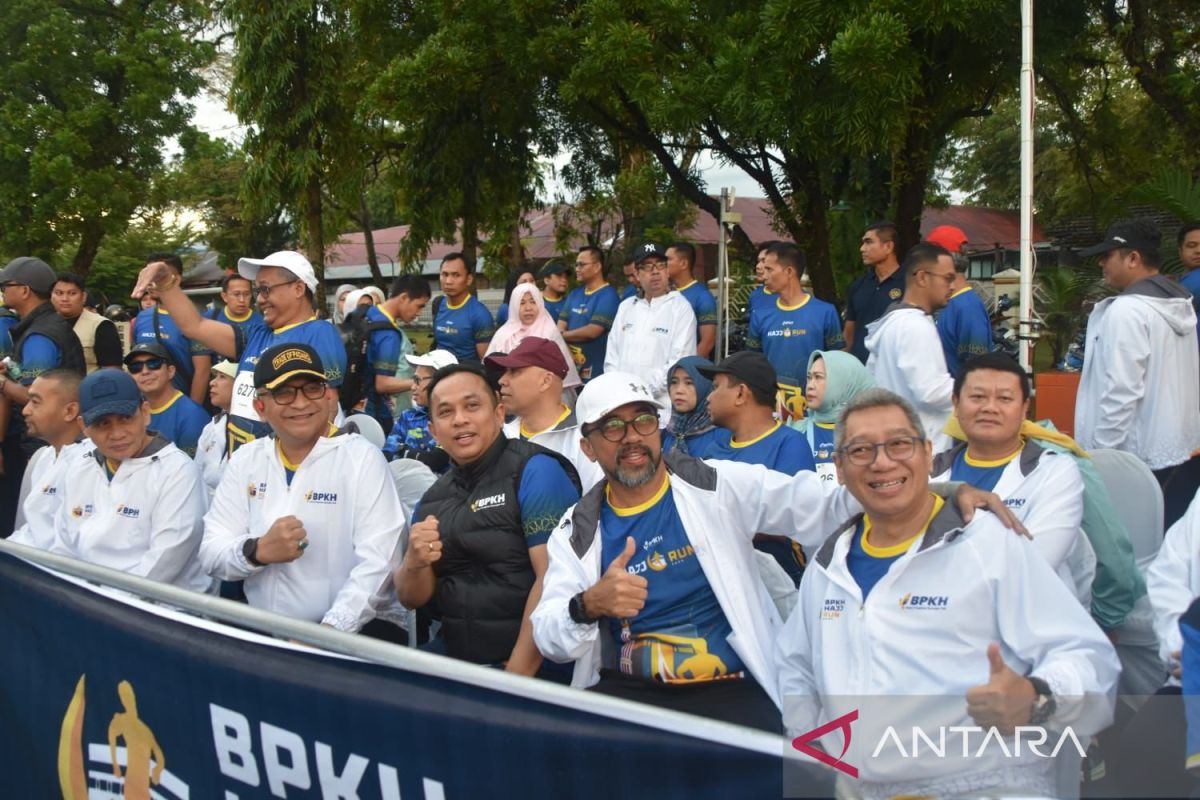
[568,591,598,625]
[1028,676,1056,725]
[242,537,264,567]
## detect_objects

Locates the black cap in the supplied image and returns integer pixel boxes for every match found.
[537,261,567,279]
[123,341,171,365]
[1079,219,1162,258]
[634,242,667,264]
[254,342,327,389]
[0,257,56,294]
[697,351,778,397]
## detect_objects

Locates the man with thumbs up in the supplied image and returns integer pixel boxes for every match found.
[777,388,1119,796]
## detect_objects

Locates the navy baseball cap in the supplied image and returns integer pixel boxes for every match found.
[698,351,779,397]
[1079,219,1162,258]
[122,341,171,365]
[634,243,667,265]
[79,369,144,426]
[537,261,568,279]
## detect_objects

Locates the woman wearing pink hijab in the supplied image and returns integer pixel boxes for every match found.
[486,283,582,389]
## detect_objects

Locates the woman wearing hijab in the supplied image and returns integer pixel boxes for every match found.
[486,283,582,389]
[788,349,875,490]
[332,283,357,324]
[661,356,721,457]
[495,267,536,327]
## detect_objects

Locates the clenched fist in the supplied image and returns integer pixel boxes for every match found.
[406,516,443,569]
[256,515,309,564]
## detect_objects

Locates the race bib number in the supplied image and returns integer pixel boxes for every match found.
[816,462,838,490]
[229,370,262,423]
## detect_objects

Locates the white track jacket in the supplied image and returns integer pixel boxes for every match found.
[12,439,90,551]
[1075,275,1200,469]
[199,431,406,632]
[1147,493,1200,670]
[604,292,697,407]
[53,435,210,592]
[864,304,954,453]
[778,504,1119,797]
[532,452,859,707]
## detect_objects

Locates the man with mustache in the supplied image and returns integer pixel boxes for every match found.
[532,372,1022,731]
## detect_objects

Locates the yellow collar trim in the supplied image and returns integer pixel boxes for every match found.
[105,457,121,475]
[520,405,571,439]
[445,294,469,310]
[584,282,611,296]
[272,315,318,335]
[861,495,944,558]
[224,308,254,323]
[731,420,781,449]
[815,421,836,430]
[964,440,1023,468]
[606,473,670,517]
[276,439,302,472]
[776,293,811,312]
[149,391,184,415]
[675,279,697,291]
[155,307,171,316]
[377,304,399,327]
[950,286,972,299]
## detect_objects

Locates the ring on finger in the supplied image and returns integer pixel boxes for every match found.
[298,539,309,551]
[427,542,435,553]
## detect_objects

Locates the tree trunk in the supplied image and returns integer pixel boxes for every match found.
[890,122,937,255]
[359,190,385,289]
[71,222,105,277]
[461,203,479,273]
[304,175,327,312]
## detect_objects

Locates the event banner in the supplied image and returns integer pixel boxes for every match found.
[0,552,790,799]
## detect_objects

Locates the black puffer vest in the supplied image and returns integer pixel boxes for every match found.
[11,302,86,376]
[417,434,580,664]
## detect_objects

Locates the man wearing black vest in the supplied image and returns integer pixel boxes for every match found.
[394,363,581,676]
[0,257,86,537]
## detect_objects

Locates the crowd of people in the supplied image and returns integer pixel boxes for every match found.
[3,215,1200,796]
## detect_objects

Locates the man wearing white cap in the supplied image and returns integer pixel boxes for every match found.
[382,349,457,474]
[131,250,347,456]
[531,371,1022,731]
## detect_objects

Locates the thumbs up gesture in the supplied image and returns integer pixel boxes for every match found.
[582,537,649,619]
[965,642,1037,734]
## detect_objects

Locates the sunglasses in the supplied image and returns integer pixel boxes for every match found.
[127,358,166,374]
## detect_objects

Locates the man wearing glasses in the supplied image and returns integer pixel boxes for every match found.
[604,243,697,417]
[131,250,347,456]
[559,246,620,382]
[533,373,1017,731]
[131,252,212,405]
[778,388,1118,798]
[123,342,209,457]
[199,343,406,633]
[203,273,266,343]
[864,243,957,453]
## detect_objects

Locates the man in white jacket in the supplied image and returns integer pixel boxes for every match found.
[11,369,86,549]
[777,388,1118,799]
[1074,219,1200,528]
[531,372,1019,732]
[199,343,406,633]
[54,369,210,592]
[864,243,956,453]
[603,244,696,416]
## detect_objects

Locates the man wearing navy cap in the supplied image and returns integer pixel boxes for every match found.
[53,368,210,591]
[538,261,570,323]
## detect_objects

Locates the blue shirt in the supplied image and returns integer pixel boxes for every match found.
[363,305,411,426]
[543,293,568,323]
[206,306,267,346]
[936,287,994,376]
[560,283,620,382]
[433,295,494,363]
[677,281,717,341]
[708,421,816,475]
[845,267,906,362]
[599,478,745,683]
[1180,596,1200,769]
[0,312,17,359]
[807,422,837,466]
[228,318,347,454]
[133,307,209,393]
[149,391,210,457]
[661,426,723,459]
[495,303,509,327]
[621,284,638,301]
[846,496,944,599]
[948,447,1018,493]
[1180,269,1200,343]
[747,294,845,388]
[14,333,61,385]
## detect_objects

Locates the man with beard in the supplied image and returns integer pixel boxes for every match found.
[532,372,1022,731]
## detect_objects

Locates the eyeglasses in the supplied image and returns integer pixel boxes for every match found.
[837,435,924,466]
[257,380,327,405]
[588,412,659,442]
[225,291,253,300]
[127,358,166,374]
[254,279,300,298]
[636,261,669,273]
[920,270,956,285]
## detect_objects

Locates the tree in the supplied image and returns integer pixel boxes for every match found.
[0,0,214,273]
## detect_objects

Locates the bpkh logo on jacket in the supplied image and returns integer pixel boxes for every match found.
[116,504,141,519]
[305,490,338,505]
[898,592,949,610]
[470,493,507,513]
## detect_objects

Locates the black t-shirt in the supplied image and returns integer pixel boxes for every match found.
[845,266,906,362]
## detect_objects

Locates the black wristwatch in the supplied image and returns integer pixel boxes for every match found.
[569,592,598,625]
[1028,676,1056,725]
[242,537,264,567]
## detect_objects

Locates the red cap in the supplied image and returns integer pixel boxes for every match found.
[484,337,569,379]
[926,225,968,254]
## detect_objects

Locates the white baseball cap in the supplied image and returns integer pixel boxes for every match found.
[237,251,319,292]
[575,371,664,426]
[406,350,459,370]
[211,359,239,379]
